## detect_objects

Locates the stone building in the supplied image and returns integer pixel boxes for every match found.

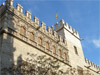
[0,0,100,75]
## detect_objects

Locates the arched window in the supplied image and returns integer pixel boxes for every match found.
[59,49,62,57]
[74,46,78,55]
[38,37,42,45]
[46,42,49,50]
[29,32,34,41]
[52,45,56,54]
[64,52,67,60]
[20,26,26,35]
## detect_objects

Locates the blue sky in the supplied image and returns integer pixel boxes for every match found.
[0,0,100,66]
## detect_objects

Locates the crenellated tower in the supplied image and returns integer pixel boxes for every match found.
[55,19,85,68]
[0,0,100,74]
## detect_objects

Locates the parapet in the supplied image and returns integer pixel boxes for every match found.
[16,3,23,13]
[85,58,100,72]
[5,0,13,6]
[0,2,5,15]
[0,2,5,7]
[34,16,39,25]
[41,21,46,30]
[55,19,80,39]
[25,10,31,19]
[2,0,68,47]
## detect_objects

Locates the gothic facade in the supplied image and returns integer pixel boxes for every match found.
[0,0,100,75]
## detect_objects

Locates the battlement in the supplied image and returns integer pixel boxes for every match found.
[7,3,67,45]
[55,19,80,39]
[0,1,68,49]
[85,58,100,72]
[2,1,80,40]
[16,3,23,13]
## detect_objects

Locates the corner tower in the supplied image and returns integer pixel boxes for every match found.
[55,19,85,68]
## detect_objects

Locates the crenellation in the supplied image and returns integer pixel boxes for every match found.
[16,3,23,13]
[51,26,54,31]
[60,19,65,26]
[9,0,13,6]
[5,0,13,6]
[0,3,5,16]
[0,1,99,75]
[53,31,58,38]
[25,10,31,19]
[55,19,80,38]
[47,26,52,34]
[34,16,39,25]
[0,3,5,7]
[65,22,68,26]
[41,21,46,30]
[85,58,100,71]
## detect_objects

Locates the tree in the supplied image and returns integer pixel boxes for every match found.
[1,53,94,75]
[2,53,68,75]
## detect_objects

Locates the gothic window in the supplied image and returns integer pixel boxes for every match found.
[38,37,42,45]
[29,32,34,41]
[46,42,49,50]
[64,52,67,60]
[20,26,26,35]
[59,49,62,57]
[52,45,56,54]
[74,46,78,55]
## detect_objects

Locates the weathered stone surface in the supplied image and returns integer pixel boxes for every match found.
[0,0,99,75]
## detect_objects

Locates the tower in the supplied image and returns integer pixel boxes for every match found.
[0,0,100,74]
[55,19,85,68]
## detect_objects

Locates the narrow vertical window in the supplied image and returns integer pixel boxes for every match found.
[38,37,42,45]
[52,45,56,54]
[30,32,34,41]
[20,27,26,35]
[74,46,78,55]
[46,42,49,50]
[59,49,62,57]
[64,52,67,60]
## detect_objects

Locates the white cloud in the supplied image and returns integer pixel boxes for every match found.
[92,39,100,48]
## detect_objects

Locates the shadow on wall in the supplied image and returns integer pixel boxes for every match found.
[1,12,16,74]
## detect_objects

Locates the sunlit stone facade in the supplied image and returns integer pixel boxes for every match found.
[0,0,100,75]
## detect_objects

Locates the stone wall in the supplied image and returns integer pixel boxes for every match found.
[0,0,100,75]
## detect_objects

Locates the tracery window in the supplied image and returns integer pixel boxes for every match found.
[20,26,26,35]
[29,32,34,41]
[52,45,56,54]
[46,42,49,50]
[38,37,42,45]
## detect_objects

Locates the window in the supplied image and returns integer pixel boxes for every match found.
[74,46,78,55]
[46,42,49,50]
[38,37,42,45]
[64,52,67,60]
[77,67,83,75]
[20,27,26,35]
[52,45,56,54]
[59,49,62,57]
[29,32,34,41]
